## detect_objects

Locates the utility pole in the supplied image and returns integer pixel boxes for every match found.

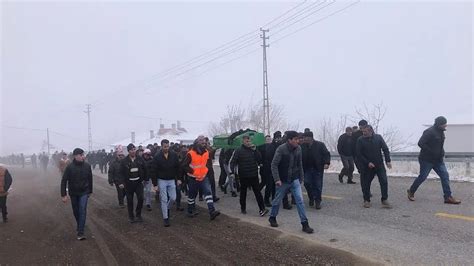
[261,28,270,136]
[47,128,50,156]
[85,104,93,151]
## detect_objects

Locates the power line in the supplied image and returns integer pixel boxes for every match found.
[144,39,262,93]
[271,1,361,44]
[268,1,325,30]
[144,47,261,96]
[270,0,336,36]
[91,32,260,105]
[91,1,327,105]
[262,0,309,28]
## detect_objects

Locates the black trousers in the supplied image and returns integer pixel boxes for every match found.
[360,167,388,202]
[125,182,144,218]
[115,183,126,205]
[176,182,182,208]
[263,174,275,204]
[240,178,265,211]
[339,155,355,180]
[0,196,7,219]
[99,163,108,174]
[218,163,227,187]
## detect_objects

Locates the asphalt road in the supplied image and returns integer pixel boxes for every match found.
[206,166,474,265]
[0,166,374,265]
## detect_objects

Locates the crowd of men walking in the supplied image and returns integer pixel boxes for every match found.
[1,116,462,241]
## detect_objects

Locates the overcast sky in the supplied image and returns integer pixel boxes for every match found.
[1,0,472,155]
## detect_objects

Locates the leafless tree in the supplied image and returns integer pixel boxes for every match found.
[207,105,246,136]
[352,102,386,133]
[315,115,350,151]
[315,103,414,152]
[208,103,298,136]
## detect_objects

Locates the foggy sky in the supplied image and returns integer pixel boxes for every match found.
[1,1,473,155]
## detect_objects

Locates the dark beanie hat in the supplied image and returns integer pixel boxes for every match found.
[286,130,298,140]
[303,131,314,138]
[127,143,136,151]
[72,148,84,156]
[358,120,368,126]
[434,116,447,126]
[273,131,282,138]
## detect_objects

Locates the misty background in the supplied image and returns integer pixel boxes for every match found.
[1,1,472,155]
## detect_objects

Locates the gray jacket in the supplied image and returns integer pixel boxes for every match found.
[271,143,304,183]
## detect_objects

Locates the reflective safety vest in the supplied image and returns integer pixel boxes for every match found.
[188,149,209,181]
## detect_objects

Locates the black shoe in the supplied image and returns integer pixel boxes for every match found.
[259,209,269,217]
[315,201,321,210]
[302,222,314,234]
[187,210,199,218]
[338,174,343,183]
[231,192,237,197]
[210,210,221,220]
[283,204,292,210]
[3,217,7,223]
[135,216,143,223]
[77,234,86,241]
[347,180,357,184]
[213,197,220,203]
[309,200,314,207]
[128,217,135,223]
[164,218,170,227]
[269,217,278,227]
[146,205,152,211]
[241,209,247,214]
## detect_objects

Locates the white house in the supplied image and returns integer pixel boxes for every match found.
[111,121,200,148]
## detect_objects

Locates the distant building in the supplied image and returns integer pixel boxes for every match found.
[111,121,198,147]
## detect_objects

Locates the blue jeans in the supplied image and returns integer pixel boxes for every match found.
[303,168,324,203]
[270,179,308,224]
[187,176,215,214]
[409,160,452,199]
[158,179,176,219]
[70,194,89,235]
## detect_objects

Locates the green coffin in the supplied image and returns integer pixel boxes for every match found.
[213,129,265,149]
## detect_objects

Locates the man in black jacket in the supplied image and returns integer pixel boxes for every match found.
[230,136,268,216]
[261,131,281,207]
[0,165,13,223]
[356,126,392,209]
[142,149,155,211]
[352,120,368,174]
[407,116,461,204]
[120,143,147,223]
[302,131,330,209]
[108,146,126,208]
[61,148,93,240]
[338,127,356,184]
[152,139,181,227]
